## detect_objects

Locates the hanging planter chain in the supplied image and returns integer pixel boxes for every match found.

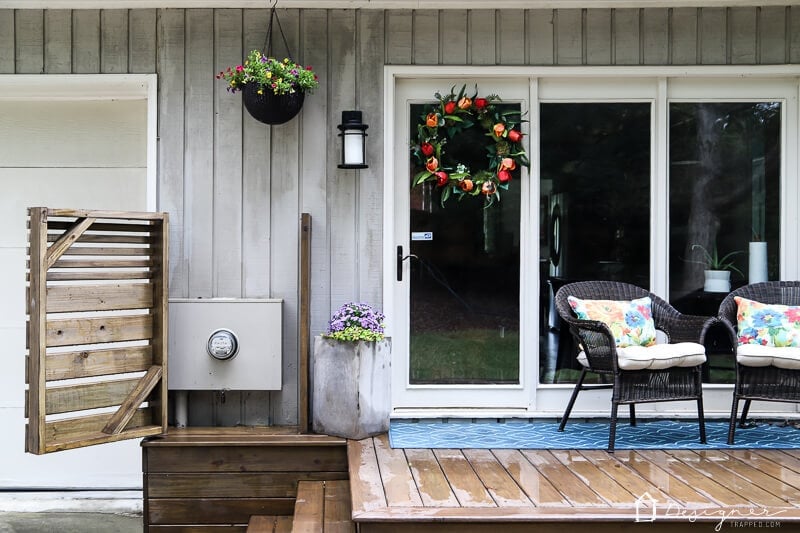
[263,0,293,61]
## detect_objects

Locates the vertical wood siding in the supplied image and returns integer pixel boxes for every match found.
[3,6,799,426]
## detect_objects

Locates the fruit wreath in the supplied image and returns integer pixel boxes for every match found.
[411,85,529,207]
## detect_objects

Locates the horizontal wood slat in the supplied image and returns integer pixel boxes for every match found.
[247,515,293,533]
[146,446,349,473]
[148,498,295,526]
[43,376,141,415]
[46,283,153,313]
[147,524,247,533]
[41,408,157,452]
[45,314,153,347]
[49,258,152,269]
[44,220,154,233]
[46,208,165,220]
[146,472,349,499]
[45,270,153,281]
[48,233,152,245]
[39,346,153,381]
[60,246,150,256]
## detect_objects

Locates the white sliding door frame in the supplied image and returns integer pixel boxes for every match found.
[386,65,800,419]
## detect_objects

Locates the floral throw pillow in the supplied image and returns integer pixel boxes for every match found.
[735,296,800,347]
[567,296,657,348]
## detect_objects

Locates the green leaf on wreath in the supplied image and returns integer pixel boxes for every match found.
[414,170,432,185]
[440,186,452,206]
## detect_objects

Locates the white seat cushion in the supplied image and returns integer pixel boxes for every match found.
[736,344,800,370]
[577,342,706,371]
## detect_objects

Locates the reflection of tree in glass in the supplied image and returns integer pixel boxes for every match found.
[670,102,780,298]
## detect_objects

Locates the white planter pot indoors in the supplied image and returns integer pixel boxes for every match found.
[704,270,731,293]
[749,241,768,284]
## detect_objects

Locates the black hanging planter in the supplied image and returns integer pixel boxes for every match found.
[242,83,305,125]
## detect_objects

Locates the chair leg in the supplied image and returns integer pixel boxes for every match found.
[739,399,752,428]
[608,401,619,453]
[559,367,587,432]
[728,396,739,445]
[696,397,706,444]
[629,404,636,426]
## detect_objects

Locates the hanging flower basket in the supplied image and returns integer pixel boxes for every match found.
[215,6,319,126]
[242,83,306,125]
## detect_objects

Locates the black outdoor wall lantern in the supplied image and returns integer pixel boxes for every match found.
[337,110,369,169]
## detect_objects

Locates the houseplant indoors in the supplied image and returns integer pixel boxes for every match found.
[216,49,319,125]
[312,302,391,440]
[691,243,744,292]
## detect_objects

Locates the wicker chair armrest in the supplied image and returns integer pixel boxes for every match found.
[659,313,716,344]
[716,316,739,348]
[562,317,618,372]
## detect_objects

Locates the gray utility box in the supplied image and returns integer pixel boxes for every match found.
[168,299,283,390]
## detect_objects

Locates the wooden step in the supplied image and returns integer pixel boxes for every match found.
[293,480,355,533]
[247,515,293,533]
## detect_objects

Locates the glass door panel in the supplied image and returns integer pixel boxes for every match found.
[539,102,652,384]
[408,103,521,385]
[668,101,782,383]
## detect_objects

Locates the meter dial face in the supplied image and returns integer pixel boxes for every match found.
[207,329,239,360]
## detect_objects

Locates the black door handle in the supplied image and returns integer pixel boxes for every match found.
[397,245,403,282]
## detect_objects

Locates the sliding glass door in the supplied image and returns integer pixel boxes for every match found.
[388,70,799,417]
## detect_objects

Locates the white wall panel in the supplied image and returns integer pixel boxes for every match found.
[0,100,147,168]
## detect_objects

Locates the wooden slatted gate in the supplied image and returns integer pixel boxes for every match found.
[26,207,168,454]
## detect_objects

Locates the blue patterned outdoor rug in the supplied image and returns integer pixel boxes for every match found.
[389,419,800,449]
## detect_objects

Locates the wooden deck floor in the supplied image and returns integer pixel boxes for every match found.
[348,434,800,532]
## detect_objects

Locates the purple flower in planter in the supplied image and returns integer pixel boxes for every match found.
[324,302,385,342]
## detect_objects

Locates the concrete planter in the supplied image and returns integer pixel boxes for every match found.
[312,336,391,440]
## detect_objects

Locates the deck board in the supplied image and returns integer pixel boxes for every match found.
[550,449,637,505]
[611,450,716,507]
[346,435,387,513]
[349,436,800,529]
[635,449,749,506]
[434,449,495,507]
[491,449,569,507]
[405,448,461,507]
[666,449,791,507]
[373,434,423,507]
[578,450,674,505]
[520,449,608,506]
[461,449,532,507]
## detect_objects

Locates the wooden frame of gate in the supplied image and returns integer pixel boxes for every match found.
[26,207,168,454]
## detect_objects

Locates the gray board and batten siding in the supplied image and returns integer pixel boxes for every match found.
[3,7,800,426]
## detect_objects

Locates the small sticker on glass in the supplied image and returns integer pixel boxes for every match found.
[411,231,433,241]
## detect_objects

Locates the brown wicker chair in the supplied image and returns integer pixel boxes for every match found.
[718,281,800,444]
[555,281,713,451]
